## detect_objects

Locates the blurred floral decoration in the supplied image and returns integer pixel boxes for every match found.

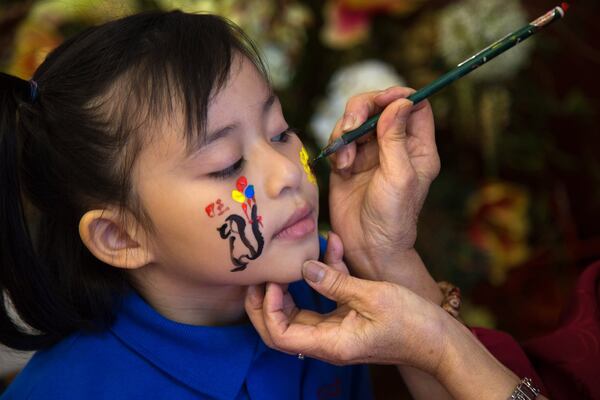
[437,0,533,83]
[3,0,312,89]
[156,0,312,88]
[2,0,599,345]
[320,0,426,49]
[5,0,138,79]
[466,181,530,285]
[309,59,405,146]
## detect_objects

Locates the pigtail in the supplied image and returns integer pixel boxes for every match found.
[0,73,62,350]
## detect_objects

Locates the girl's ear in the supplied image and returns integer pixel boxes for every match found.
[78,208,155,270]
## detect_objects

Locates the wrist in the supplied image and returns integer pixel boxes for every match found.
[349,247,443,305]
[436,318,520,399]
[346,244,416,278]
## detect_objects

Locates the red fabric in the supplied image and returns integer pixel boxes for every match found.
[470,328,547,394]
[472,260,600,399]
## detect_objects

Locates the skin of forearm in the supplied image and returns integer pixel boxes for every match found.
[395,315,523,400]
[398,366,454,400]
[437,318,549,400]
[345,248,449,398]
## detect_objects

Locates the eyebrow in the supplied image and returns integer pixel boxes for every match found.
[205,124,236,148]
[262,92,276,114]
[187,91,277,158]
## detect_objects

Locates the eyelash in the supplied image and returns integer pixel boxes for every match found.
[208,128,298,180]
[208,157,245,180]
[270,127,298,143]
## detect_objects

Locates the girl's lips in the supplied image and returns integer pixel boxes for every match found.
[273,207,316,240]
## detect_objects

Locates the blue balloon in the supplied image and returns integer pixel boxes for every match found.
[245,185,255,198]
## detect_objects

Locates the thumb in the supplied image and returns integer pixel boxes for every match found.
[323,231,350,274]
[302,260,364,305]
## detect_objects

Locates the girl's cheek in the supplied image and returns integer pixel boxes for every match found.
[203,176,265,273]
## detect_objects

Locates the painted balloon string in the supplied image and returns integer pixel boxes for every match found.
[231,176,263,227]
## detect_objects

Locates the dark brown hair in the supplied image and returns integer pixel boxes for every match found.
[0,11,267,351]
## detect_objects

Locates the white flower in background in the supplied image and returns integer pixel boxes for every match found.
[437,0,533,83]
[262,43,292,89]
[310,60,405,146]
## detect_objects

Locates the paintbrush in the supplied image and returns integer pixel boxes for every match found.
[311,3,569,166]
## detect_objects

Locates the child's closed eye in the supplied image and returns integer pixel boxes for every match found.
[270,127,299,143]
[208,157,245,180]
[207,128,298,180]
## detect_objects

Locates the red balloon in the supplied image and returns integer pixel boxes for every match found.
[236,176,247,192]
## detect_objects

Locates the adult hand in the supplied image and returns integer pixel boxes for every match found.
[246,234,531,400]
[245,232,448,373]
[327,87,440,289]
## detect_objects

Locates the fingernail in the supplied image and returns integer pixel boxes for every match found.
[395,100,413,121]
[337,151,349,170]
[303,261,325,283]
[247,285,263,306]
[341,113,356,132]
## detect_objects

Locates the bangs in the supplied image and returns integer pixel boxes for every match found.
[92,11,269,154]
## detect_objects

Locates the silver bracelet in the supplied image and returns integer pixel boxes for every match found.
[509,377,541,400]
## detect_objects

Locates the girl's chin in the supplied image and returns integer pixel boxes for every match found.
[250,265,304,285]
[239,237,321,284]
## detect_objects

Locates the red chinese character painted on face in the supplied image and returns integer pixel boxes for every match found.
[205,203,215,218]
[215,199,229,216]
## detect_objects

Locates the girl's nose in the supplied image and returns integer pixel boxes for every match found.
[260,146,303,199]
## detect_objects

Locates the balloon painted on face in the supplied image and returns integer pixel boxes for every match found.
[217,176,265,272]
[231,175,263,226]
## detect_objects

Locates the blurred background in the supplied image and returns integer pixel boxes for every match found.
[1,0,599,397]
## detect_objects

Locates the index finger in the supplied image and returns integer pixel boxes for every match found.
[327,90,379,171]
[329,87,416,171]
[259,283,333,356]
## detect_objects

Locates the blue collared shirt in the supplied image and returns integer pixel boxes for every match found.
[3,241,373,399]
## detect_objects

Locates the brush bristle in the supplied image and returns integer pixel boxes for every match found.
[561,2,569,13]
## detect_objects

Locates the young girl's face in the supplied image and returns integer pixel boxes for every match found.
[132,56,319,287]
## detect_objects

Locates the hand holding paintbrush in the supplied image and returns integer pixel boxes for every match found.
[311,3,569,166]
[322,3,569,299]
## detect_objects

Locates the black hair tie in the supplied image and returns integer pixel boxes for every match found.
[28,79,39,102]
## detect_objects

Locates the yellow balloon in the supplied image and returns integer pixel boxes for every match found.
[231,190,246,204]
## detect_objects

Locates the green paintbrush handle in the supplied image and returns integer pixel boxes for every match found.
[318,5,566,161]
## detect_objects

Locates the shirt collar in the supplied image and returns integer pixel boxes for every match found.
[110,290,266,400]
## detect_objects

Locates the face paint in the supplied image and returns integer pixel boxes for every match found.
[299,147,317,185]
[218,176,265,272]
[217,205,264,272]
[205,198,230,218]
[231,176,263,227]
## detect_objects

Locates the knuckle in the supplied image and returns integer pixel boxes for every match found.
[270,334,287,350]
[332,344,354,364]
[327,272,347,297]
[346,95,375,116]
[396,172,418,191]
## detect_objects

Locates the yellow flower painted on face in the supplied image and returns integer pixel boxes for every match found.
[299,147,317,185]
